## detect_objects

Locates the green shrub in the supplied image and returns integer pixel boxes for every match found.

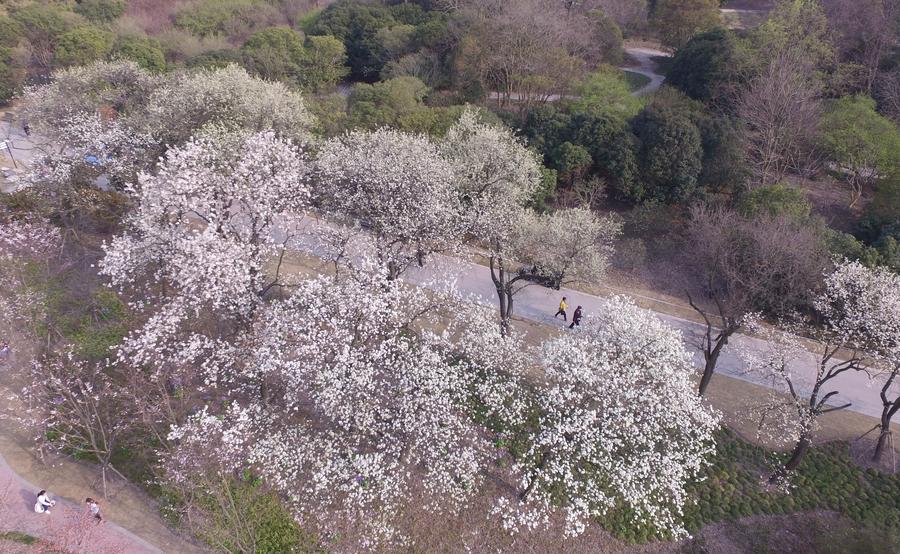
[0,15,24,47]
[112,36,166,72]
[174,0,267,38]
[74,0,127,23]
[737,183,812,221]
[56,26,115,67]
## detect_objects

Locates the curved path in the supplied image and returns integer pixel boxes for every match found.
[622,46,669,96]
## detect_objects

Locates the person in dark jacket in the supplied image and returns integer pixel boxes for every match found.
[569,306,583,329]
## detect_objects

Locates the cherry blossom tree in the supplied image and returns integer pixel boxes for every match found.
[816,260,900,462]
[495,296,719,538]
[315,128,465,279]
[100,129,312,398]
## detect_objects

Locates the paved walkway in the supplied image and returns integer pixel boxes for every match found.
[621,47,669,96]
[0,452,159,552]
[286,217,897,420]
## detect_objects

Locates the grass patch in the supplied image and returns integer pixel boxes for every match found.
[623,70,651,92]
[601,428,900,544]
[0,531,38,545]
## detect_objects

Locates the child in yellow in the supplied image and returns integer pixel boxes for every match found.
[554,297,568,321]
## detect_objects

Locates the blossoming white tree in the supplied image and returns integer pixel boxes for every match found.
[24,60,160,133]
[167,272,519,544]
[28,113,155,193]
[495,296,719,538]
[739,316,875,482]
[315,128,465,279]
[100,129,312,390]
[816,260,900,462]
[141,64,315,149]
[442,109,620,330]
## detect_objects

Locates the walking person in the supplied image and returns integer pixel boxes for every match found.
[34,490,56,514]
[85,498,103,523]
[0,340,8,364]
[554,297,568,321]
[569,306,583,329]
[22,120,30,137]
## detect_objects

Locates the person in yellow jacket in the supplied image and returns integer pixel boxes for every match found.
[554,297,568,321]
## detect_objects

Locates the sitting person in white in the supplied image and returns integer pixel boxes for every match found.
[34,490,55,514]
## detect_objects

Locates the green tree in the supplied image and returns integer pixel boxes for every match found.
[55,27,115,68]
[347,75,428,129]
[694,113,747,190]
[571,66,643,121]
[652,0,722,50]
[553,142,593,186]
[310,1,395,81]
[590,10,624,65]
[667,29,749,107]
[74,0,127,23]
[820,95,900,207]
[299,35,348,91]
[11,3,72,70]
[750,0,832,70]
[571,111,640,199]
[630,104,703,203]
[112,36,166,72]
[173,0,261,38]
[241,27,306,83]
[0,48,24,105]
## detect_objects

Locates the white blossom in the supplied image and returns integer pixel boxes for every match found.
[316,128,465,278]
[497,296,719,538]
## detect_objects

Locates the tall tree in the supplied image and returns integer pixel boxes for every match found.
[817,260,900,462]
[651,0,721,50]
[315,128,465,279]
[683,205,829,395]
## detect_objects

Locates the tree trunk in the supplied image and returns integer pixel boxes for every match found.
[873,428,891,463]
[698,331,730,396]
[387,260,401,281]
[771,433,811,483]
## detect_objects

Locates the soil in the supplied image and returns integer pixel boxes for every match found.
[787,174,872,233]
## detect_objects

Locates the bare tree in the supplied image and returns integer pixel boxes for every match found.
[875,69,900,124]
[682,205,828,395]
[737,49,823,185]
[825,0,900,93]
[455,0,620,109]
[23,354,134,497]
[873,362,900,463]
